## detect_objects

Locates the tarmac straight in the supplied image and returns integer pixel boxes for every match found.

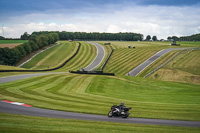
[1,102,200,127]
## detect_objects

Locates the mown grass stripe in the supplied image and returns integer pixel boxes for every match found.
[58,42,96,71]
[22,42,76,70]
[105,49,147,73]
[104,48,163,74]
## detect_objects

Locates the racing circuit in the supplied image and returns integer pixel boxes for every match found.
[0,42,199,128]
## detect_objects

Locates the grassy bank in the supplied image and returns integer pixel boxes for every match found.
[0,73,199,121]
[56,41,97,71]
[1,113,199,133]
[147,49,200,84]
[22,41,77,70]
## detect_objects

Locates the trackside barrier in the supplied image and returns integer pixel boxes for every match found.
[144,47,200,78]
[0,43,81,72]
[100,49,114,71]
[70,70,115,76]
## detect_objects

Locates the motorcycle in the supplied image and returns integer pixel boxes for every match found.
[108,105,131,118]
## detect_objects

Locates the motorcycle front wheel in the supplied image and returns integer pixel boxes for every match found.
[108,111,113,117]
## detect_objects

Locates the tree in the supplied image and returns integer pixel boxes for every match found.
[15,45,26,58]
[47,34,54,44]
[133,36,140,41]
[146,35,151,41]
[39,35,49,46]
[20,32,30,40]
[0,48,6,65]
[167,36,172,40]
[152,36,157,41]
[11,48,21,65]
[51,33,59,42]
[35,36,43,48]
[23,42,32,54]
[0,36,5,40]
[172,36,179,41]
[29,34,37,43]
[29,40,39,51]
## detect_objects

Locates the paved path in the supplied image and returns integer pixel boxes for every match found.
[127,48,190,76]
[0,72,66,84]
[84,42,105,71]
[1,101,200,127]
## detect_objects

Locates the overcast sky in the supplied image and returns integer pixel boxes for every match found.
[0,0,200,39]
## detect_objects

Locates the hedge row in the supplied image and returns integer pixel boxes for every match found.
[0,33,59,66]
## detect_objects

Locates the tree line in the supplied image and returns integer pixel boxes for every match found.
[167,33,200,41]
[31,31,143,41]
[0,33,59,66]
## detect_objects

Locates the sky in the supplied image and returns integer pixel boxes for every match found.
[0,0,200,39]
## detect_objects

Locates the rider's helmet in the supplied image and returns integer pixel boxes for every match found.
[120,102,124,105]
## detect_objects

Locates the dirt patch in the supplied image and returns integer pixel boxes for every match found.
[0,43,21,48]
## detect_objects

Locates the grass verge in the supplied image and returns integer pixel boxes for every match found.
[0,73,199,121]
[0,113,199,133]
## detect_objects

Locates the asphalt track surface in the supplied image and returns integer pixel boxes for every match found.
[127,48,190,76]
[1,102,200,127]
[84,42,105,71]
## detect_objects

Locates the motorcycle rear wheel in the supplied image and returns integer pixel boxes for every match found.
[108,111,113,117]
[122,114,129,118]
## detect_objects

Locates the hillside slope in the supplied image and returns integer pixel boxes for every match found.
[0,73,199,121]
[148,49,200,84]
[22,41,77,70]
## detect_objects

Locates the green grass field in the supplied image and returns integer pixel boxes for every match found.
[97,41,200,49]
[0,41,200,132]
[0,73,199,121]
[0,65,25,70]
[103,47,164,75]
[56,41,97,71]
[0,65,29,77]
[1,113,199,133]
[148,49,200,84]
[99,41,200,81]
[97,41,186,75]
[0,40,27,44]
[22,41,77,69]
[138,50,179,77]
[21,41,97,71]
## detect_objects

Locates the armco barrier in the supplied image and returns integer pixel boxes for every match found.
[100,49,114,71]
[70,70,115,76]
[0,43,81,72]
